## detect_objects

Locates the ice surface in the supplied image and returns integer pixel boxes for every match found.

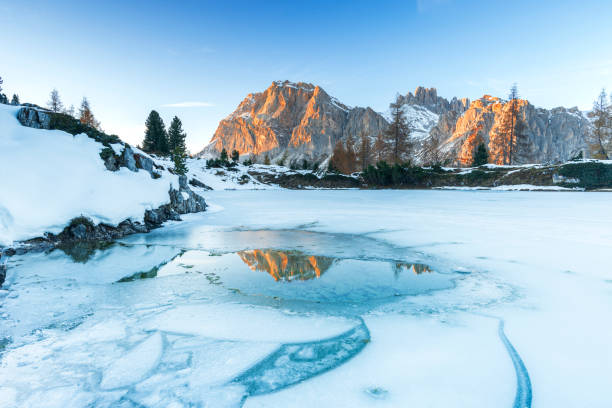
[100,332,163,390]
[1,189,611,407]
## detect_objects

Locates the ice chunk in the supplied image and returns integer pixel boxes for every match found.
[100,332,163,390]
[143,303,356,343]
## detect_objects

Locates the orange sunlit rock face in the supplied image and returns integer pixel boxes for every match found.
[203,81,388,163]
[237,249,335,282]
[444,96,531,165]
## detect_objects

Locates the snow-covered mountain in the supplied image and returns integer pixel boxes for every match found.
[0,104,206,248]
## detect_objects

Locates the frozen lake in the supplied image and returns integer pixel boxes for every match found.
[1,190,611,407]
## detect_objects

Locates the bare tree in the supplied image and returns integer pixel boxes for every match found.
[507,83,520,165]
[587,89,610,159]
[384,94,413,164]
[357,132,372,171]
[48,89,64,112]
[79,97,101,130]
[421,136,447,166]
[372,132,388,163]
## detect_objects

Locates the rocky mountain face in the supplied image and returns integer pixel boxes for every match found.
[203,82,591,167]
[413,91,590,166]
[200,81,388,165]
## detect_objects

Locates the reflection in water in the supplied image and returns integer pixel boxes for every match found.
[393,262,432,277]
[238,249,433,283]
[238,249,335,281]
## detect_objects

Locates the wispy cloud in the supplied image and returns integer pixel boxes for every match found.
[161,101,214,108]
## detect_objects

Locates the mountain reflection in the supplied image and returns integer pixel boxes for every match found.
[393,262,432,277]
[237,249,433,282]
[237,249,335,281]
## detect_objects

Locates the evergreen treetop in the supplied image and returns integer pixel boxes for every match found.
[472,142,489,167]
[168,116,187,153]
[143,110,169,154]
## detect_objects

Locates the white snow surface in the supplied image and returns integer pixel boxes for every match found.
[0,104,179,245]
[2,189,611,407]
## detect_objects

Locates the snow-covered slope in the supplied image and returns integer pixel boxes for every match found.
[0,104,179,246]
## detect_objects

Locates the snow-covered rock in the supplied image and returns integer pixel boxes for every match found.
[0,104,206,247]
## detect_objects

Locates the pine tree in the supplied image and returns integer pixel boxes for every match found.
[172,145,188,175]
[220,148,229,162]
[143,110,168,154]
[231,150,240,163]
[384,95,413,164]
[472,142,489,166]
[588,89,610,159]
[0,78,6,105]
[79,97,101,130]
[10,94,19,105]
[168,116,186,152]
[48,89,64,113]
[263,153,270,165]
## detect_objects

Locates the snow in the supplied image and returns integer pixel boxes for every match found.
[2,187,612,405]
[399,104,439,140]
[0,104,179,246]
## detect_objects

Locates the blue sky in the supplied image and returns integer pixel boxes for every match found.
[1,0,611,151]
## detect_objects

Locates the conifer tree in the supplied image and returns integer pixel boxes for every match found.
[220,148,229,162]
[168,116,186,153]
[0,78,6,105]
[231,150,240,163]
[48,89,64,113]
[10,94,19,105]
[263,153,270,165]
[472,142,489,166]
[385,94,413,164]
[79,97,101,130]
[143,110,167,154]
[172,145,188,175]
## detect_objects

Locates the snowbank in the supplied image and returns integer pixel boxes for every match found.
[0,104,178,245]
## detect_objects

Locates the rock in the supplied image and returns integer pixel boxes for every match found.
[134,152,154,173]
[199,80,388,165]
[189,178,212,190]
[120,146,137,172]
[17,106,52,129]
[103,154,119,171]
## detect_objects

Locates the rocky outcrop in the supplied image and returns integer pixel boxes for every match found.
[400,86,469,115]
[200,81,388,165]
[17,104,53,128]
[432,96,590,166]
[8,106,208,251]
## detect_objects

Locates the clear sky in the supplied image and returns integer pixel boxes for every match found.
[2,0,611,152]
